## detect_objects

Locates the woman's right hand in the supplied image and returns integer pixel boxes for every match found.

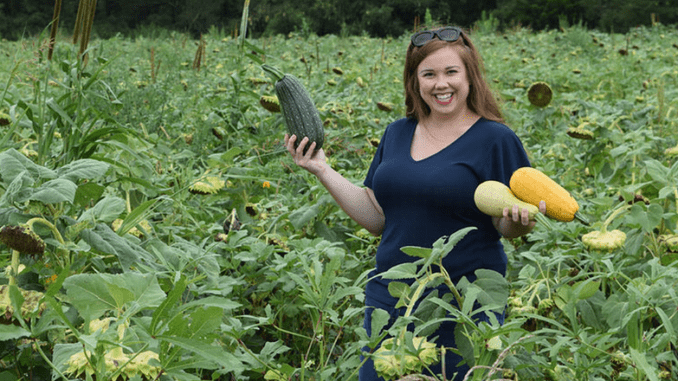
[284,134,328,177]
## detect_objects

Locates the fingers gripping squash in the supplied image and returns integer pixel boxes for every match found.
[510,167,588,224]
[474,180,539,219]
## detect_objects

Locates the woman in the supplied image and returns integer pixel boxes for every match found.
[284,26,546,380]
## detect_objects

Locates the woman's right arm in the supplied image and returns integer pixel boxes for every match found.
[285,134,385,236]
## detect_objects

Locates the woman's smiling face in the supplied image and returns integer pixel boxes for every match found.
[416,46,471,119]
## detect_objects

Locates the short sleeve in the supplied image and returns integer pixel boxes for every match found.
[363,126,390,189]
[487,129,531,186]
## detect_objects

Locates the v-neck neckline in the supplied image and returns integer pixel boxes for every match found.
[409,117,481,162]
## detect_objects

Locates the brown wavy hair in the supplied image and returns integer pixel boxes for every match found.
[403,27,504,123]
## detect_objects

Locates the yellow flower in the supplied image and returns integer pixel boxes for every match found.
[45,274,58,285]
[262,181,271,188]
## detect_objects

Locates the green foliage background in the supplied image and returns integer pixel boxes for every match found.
[0,0,677,40]
[0,4,677,380]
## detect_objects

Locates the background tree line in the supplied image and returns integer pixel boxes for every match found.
[0,0,676,41]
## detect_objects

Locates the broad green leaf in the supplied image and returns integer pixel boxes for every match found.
[573,279,600,300]
[289,204,321,229]
[369,308,390,340]
[78,196,126,223]
[644,159,669,184]
[150,275,188,336]
[471,269,509,308]
[187,306,223,338]
[400,246,432,258]
[63,273,166,321]
[29,178,77,204]
[259,340,290,363]
[554,284,574,311]
[658,185,676,200]
[629,203,663,233]
[576,294,607,331]
[454,319,475,367]
[388,281,411,303]
[51,343,83,379]
[0,324,30,340]
[56,158,110,182]
[378,262,418,280]
[74,182,106,208]
[461,285,482,315]
[80,224,156,270]
[0,148,56,183]
[629,348,660,381]
[181,296,241,312]
[437,227,477,257]
[207,147,242,165]
[157,335,245,373]
[7,285,29,331]
[655,307,675,340]
[0,170,28,206]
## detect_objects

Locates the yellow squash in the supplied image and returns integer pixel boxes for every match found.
[474,180,539,219]
[510,167,587,224]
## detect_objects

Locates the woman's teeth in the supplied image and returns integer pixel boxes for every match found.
[435,93,452,101]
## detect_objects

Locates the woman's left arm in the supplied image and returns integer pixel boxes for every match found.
[492,201,546,239]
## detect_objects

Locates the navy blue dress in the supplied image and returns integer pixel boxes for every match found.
[360,117,531,381]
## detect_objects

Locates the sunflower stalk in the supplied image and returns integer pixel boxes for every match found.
[26,217,70,269]
[9,249,20,286]
[26,217,65,246]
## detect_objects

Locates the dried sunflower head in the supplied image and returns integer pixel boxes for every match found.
[0,111,10,126]
[567,125,594,140]
[665,144,678,157]
[0,224,46,255]
[189,176,225,195]
[527,81,553,107]
[260,95,281,113]
[377,102,394,112]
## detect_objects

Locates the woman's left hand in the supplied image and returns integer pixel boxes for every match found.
[494,201,546,238]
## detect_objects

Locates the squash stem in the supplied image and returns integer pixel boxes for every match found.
[601,204,631,234]
[574,212,590,226]
[535,212,553,230]
[261,64,285,82]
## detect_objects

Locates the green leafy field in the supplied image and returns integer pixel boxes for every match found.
[1,20,677,381]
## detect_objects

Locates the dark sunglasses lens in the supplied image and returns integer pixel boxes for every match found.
[412,32,434,46]
[438,28,460,41]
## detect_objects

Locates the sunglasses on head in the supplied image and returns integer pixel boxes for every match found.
[410,26,463,47]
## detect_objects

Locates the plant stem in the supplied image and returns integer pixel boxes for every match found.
[9,249,19,286]
[34,339,69,380]
[26,217,70,269]
[600,204,631,234]
[26,217,65,245]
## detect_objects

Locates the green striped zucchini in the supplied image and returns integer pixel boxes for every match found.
[261,64,324,155]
